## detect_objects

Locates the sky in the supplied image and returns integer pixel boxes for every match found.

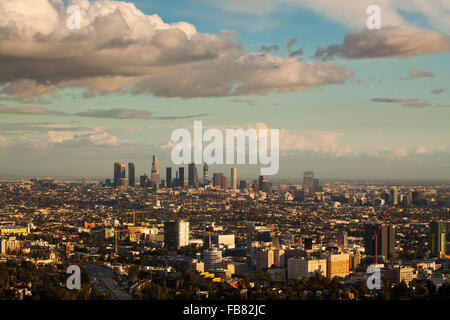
[0,0,449,180]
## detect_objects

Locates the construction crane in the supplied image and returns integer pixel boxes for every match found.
[125,210,155,226]
[372,227,380,264]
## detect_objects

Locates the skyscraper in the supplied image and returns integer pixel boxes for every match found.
[178,167,185,187]
[213,173,223,188]
[231,167,237,190]
[113,162,126,187]
[128,163,135,186]
[151,155,160,186]
[430,221,446,258]
[412,191,425,206]
[221,175,227,190]
[164,220,190,249]
[303,171,314,195]
[203,163,208,181]
[188,162,198,188]
[140,174,149,187]
[364,223,396,262]
[166,167,172,187]
[390,189,398,206]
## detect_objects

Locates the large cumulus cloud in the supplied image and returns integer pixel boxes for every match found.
[0,0,353,100]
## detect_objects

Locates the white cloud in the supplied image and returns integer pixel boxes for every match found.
[0,0,353,99]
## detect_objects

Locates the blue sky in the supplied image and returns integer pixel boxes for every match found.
[0,0,449,180]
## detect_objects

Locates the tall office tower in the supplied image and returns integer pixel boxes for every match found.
[166,167,172,187]
[239,180,248,190]
[114,162,126,187]
[256,248,274,272]
[325,253,350,278]
[390,189,398,206]
[337,231,348,249]
[303,171,314,195]
[203,247,223,271]
[193,165,198,188]
[164,220,190,249]
[188,162,198,188]
[230,168,237,190]
[273,248,285,268]
[430,221,446,258]
[178,167,185,187]
[364,223,396,261]
[412,191,425,205]
[128,163,135,186]
[213,173,223,188]
[140,174,149,187]
[221,175,227,190]
[259,175,268,192]
[203,163,208,181]
[151,155,160,185]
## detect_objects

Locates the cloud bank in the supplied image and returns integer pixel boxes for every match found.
[0,0,353,100]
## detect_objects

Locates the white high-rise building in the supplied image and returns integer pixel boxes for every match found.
[231,167,237,190]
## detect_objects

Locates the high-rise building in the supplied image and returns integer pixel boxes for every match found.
[178,167,185,187]
[303,171,314,195]
[239,180,248,190]
[273,248,285,268]
[390,189,398,206]
[203,163,208,181]
[256,248,274,272]
[140,174,150,187]
[128,163,135,186]
[203,247,222,271]
[151,155,160,186]
[164,220,189,249]
[213,173,223,188]
[259,175,268,192]
[113,162,126,187]
[337,231,348,249]
[325,253,350,278]
[364,223,396,261]
[221,175,227,190]
[412,191,425,205]
[230,168,237,190]
[430,221,446,258]
[166,167,172,187]
[188,162,198,188]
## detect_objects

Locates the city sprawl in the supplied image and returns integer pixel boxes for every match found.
[0,157,449,300]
